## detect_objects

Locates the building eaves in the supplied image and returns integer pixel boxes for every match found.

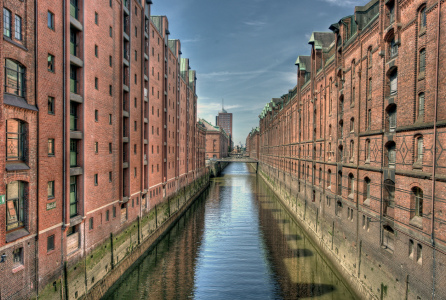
[308,32,335,50]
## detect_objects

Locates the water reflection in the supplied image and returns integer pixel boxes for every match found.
[103,163,356,300]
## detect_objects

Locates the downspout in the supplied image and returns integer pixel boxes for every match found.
[34,0,39,296]
[431,1,441,298]
[61,0,67,298]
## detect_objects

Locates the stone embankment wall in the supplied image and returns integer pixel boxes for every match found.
[37,174,210,300]
[254,163,410,300]
[208,161,229,178]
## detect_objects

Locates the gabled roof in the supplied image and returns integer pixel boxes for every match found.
[308,32,335,50]
[295,55,311,70]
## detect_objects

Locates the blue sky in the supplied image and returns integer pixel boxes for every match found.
[151,0,371,146]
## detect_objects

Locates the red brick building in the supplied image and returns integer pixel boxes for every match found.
[246,127,260,160]
[199,119,229,159]
[216,108,233,149]
[256,0,446,298]
[0,0,204,298]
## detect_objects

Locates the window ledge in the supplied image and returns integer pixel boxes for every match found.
[12,265,25,274]
[6,162,30,172]
[4,93,38,111]
[3,36,28,51]
[409,216,423,229]
[419,28,426,37]
[363,198,371,206]
[418,73,425,81]
[6,228,30,243]
[413,162,423,170]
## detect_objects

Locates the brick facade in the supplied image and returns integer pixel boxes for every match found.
[0,0,204,298]
[199,119,229,160]
[255,0,446,298]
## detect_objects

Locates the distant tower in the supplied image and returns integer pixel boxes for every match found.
[216,100,233,148]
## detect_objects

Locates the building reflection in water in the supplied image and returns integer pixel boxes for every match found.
[103,163,356,300]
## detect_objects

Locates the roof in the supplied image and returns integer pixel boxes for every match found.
[308,32,335,50]
[295,55,311,70]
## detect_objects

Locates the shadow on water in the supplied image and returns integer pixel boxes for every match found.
[102,163,357,300]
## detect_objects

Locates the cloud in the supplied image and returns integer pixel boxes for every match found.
[181,36,201,43]
[318,0,366,7]
[243,21,266,26]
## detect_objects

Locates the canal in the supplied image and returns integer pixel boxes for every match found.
[103,163,357,299]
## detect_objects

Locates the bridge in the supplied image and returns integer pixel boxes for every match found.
[216,156,258,163]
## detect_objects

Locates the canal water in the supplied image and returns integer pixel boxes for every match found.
[103,163,357,299]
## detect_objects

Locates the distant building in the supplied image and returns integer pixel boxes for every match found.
[199,119,229,159]
[216,108,233,149]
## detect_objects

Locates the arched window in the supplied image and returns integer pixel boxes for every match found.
[365,139,371,162]
[351,87,355,106]
[419,49,426,75]
[337,171,343,195]
[383,225,395,251]
[339,120,344,138]
[389,69,398,95]
[348,173,354,196]
[352,60,356,79]
[367,109,372,130]
[329,124,332,137]
[386,104,397,131]
[339,96,344,114]
[350,140,354,161]
[386,141,396,167]
[368,77,372,99]
[6,119,26,161]
[411,187,423,219]
[389,37,398,58]
[328,142,332,160]
[350,117,355,132]
[415,135,424,164]
[5,59,26,97]
[338,144,343,162]
[319,168,322,185]
[420,7,427,29]
[6,181,27,231]
[327,169,332,187]
[368,48,373,68]
[417,92,425,122]
[363,177,371,205]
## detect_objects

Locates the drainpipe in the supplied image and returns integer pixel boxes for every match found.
[431,1,441,298]
[61,0,67,297]
[34,0,40,296]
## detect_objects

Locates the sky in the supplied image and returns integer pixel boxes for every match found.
[151,0,371,147]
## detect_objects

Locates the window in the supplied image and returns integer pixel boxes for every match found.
[95,109,98,121]
[366,139,371,161]
[95,45,98,57]
[382,225,395,251]
[368,48,372,67]
[368,78,372,99]
[417,243,422,264]
[135,26,137,37]
[389,1,395,24]
[13,248,23,266]
[134,167,137,177]
[389,69,397,95]
[48,11,55,30]
[113,206,116,218]
[327,169,332,187]
[109,114,112,124]
[350,140,354,160]
[367,109,372,130]
[48,180,55,198]
[6,119,26,161]
[420,7,427,29]
[389,38,398,58]
[384,179,395,216]
[95,77,98,89]
[6,181,26,231]
[106,210,110,221]
[387,142,396,166]
[364,177,371,205]
[14,15,22,40]
[387,105,397,131]
[350,118,354,132]
[94,174,98,186]
[415,136,423,163]
[48,138,55,155]
[352,61,356,79]
[409,239,414,258]
[47,54,55,72]
[48,96,55,114]
[135,50,137,61]
[412,187,423,218]
[5,59,26,97]
[417,93,425,121]
[348,173,354,196]
[70,176,77,217]
[109,26,112,37]
[134,121,137,131]
[89,217,94,230]
[134,144,136,154]
[109,171,112,182]
[351,87,355,106]
[94,142,98,153]
[419,49,426,75]
[109,55,112,67]
[47,235,55,252]
[3,8,11,37]
[94,12,98,25]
